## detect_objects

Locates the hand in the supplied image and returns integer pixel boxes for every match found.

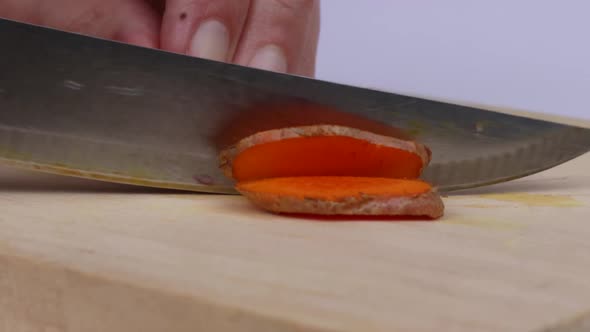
[0,0,320,76]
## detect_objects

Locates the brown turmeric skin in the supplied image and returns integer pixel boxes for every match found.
[237,177,444,219]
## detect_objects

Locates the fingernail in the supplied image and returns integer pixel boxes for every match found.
[249,45,288,73]
[189,20,229,61]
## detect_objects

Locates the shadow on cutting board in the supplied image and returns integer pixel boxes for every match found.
[0,165,186,194]
[448,175,588,196]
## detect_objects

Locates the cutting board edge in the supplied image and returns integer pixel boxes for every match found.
[0,251,342,332]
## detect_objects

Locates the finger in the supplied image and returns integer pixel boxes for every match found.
[161,0,251,62]
[233,0,321,76]
[1,0,161,48]
[108,0,162,48]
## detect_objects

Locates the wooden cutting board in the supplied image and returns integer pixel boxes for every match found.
[1,152,589,332]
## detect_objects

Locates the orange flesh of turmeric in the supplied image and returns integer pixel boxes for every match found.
[232,136,423,182]
[237,177,432,200]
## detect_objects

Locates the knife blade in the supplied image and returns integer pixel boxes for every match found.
[1,18,589,193]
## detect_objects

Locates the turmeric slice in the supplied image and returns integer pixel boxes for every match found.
[212,101,415,150]
[219,124,444,219]
[236,177,444,219]
[220,124,431,182]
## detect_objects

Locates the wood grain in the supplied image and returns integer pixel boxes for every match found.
[1,153,589,332]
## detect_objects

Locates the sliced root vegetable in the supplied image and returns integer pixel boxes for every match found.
[219,124,444,219]
[236,177,444,219]
[219,125,431,182]
[212,101,416,150]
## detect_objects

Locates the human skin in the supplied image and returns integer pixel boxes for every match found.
[0,0,320,76]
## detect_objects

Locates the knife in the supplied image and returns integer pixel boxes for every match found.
[1,18,589,194]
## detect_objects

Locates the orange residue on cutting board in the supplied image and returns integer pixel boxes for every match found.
[459,203,504,209]
[478,193,582,207]
[441,217,523,231]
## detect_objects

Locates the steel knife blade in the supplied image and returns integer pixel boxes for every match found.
[1,18,589,193]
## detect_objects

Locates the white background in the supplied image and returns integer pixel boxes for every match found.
[315,1,590,120]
